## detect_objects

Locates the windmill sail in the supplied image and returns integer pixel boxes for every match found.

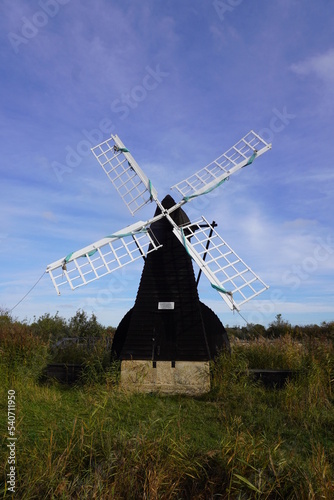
[47,131,270,313]
[173,216,268,311]
[171,130,271,200]
[46,220,161,295]
[91,134,158,216]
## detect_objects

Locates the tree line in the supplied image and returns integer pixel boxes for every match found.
[226,313,334,340]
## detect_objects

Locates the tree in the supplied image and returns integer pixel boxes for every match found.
[30,312,69,342]
[67,310,105,339]
[267,314,291,338]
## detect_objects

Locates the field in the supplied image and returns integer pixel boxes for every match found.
[1,313,334,499]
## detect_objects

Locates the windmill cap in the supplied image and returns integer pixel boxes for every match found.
[153,194,191,228]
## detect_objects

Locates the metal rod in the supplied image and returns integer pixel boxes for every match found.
[132,234,146,262]
[196,221,217,286]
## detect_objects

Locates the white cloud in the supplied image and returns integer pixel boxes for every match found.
[206,298,334,315]
[291,48,334,84]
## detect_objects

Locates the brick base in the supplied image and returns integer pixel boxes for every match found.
[120,360,210,395]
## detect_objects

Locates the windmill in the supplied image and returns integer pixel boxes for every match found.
[46,130,271,394]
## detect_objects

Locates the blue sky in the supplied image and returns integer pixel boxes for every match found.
[1,0,333,328]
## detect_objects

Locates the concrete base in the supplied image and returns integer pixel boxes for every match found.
[120,360,211,395]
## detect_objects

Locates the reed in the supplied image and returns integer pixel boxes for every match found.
[1,327,333,498]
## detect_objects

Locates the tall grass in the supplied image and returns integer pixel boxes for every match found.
[0,318,49,384]
[1,332,333,498]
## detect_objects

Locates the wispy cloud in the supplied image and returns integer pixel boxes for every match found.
[290,47,334,116]
[291,47,334,84]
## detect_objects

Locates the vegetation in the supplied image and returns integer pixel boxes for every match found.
[226,313,334,341]
[0,310,333,498]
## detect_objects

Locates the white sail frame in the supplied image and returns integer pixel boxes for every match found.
[91,134,158,216]
[46,220,161,295]
[171,130,271,200]
[172,216,269,311]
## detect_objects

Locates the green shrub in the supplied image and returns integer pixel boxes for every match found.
[30,312,69,342]
[0,318,49,382]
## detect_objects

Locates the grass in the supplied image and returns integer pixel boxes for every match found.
[0,334,334,498]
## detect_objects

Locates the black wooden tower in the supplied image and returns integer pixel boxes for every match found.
[112,195,230,362]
